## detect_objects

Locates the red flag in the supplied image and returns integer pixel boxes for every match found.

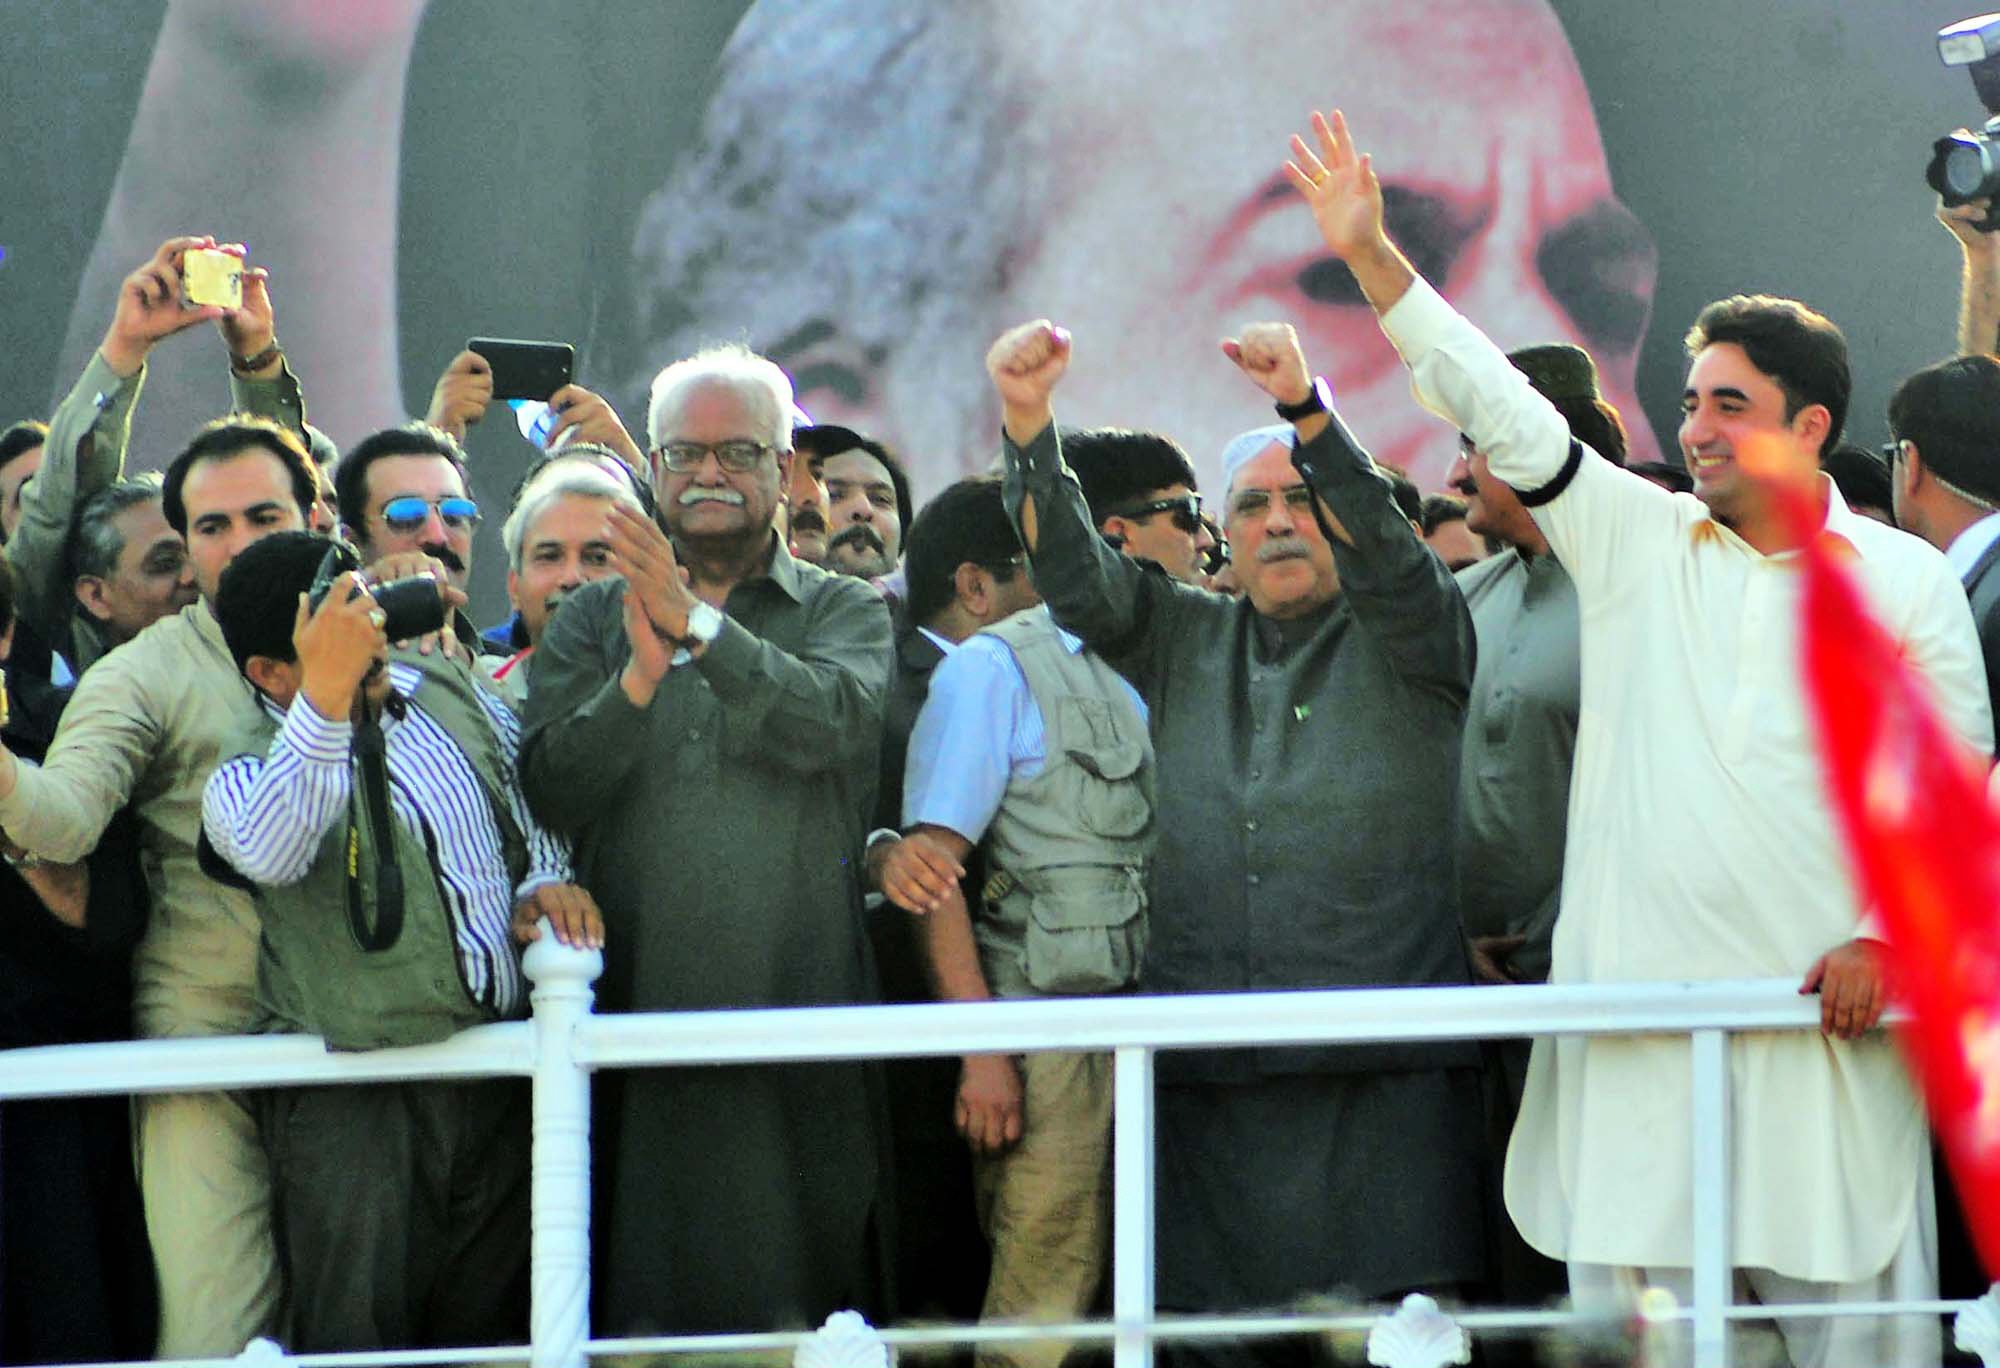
[1795,500,2000,1276]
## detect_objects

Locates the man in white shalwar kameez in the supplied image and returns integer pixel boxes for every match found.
[1274,109,1992,1368]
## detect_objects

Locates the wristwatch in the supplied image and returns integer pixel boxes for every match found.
[1274,375,1334,422]
[679,601,724,648]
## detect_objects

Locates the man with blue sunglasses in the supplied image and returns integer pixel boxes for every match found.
[333,423,481,597]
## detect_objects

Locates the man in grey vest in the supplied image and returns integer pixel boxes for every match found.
[895,469,1153,1368]
[200,531,601,1353]
[988,315,1484,1368]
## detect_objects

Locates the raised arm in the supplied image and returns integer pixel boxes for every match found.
[1284,107,1678,600]
[989,322,1178,670]
[1940,195,2000,356]
[1223,321,1472,697]
[13,237,232,650]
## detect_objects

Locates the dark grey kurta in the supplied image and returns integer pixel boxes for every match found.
[1002,418,1486,1310]
[1453,547,1580,987]
[520,535,892,1334]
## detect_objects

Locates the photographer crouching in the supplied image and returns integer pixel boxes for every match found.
[198,530,603,1355]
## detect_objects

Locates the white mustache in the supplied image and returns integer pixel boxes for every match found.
[679,488,746,508]
[1257,539,1310,564]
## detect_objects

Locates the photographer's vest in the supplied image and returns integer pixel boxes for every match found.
[974,611,1155,999]
[225,651,528,1051]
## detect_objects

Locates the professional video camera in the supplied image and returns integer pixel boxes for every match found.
[1926,14,2000,231]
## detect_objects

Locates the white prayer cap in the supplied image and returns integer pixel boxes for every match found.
[1217,424,1295,501]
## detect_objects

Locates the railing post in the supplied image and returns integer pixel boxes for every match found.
[524,922,603,1368]
[1113,1045,1156,1368]
[1688,1029,1732,1368]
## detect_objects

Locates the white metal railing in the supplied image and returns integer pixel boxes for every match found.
[1,932,1995,1368]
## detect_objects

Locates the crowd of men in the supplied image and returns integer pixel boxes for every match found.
[2,106,1997,1368]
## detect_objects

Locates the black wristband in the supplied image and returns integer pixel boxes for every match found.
[1274,376,1333,422]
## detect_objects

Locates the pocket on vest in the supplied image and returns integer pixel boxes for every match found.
[1056,697,1149,839]
[1022,866,1146,995]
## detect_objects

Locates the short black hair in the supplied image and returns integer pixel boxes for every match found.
[1549,395,1629,466]
[1628,460,1695,495]
[69,475,166,585]
[162,417,319,536]
[1684,295,1850,459]
[0,421,48,477]
[333,422,471,537]
[1419,492,1468,537]
[797,425,913,535]
[903,477,1024,627]
[1822,443,1895,517]
[1381,467,1423,525]
[1888,354,2000,506]
[1060,427,1199,524]
[214,530,356,675]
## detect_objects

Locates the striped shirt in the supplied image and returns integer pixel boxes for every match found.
[202,662,571,1017]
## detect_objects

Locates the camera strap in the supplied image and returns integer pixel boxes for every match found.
[345,702,405,953]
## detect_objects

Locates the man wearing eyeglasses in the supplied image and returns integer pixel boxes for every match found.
[988,315,1485,1355]
[518,344,893,1335]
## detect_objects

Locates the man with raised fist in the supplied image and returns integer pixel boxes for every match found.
[988,313,1485,1362]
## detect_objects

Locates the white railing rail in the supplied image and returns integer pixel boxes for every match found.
[2,935,1993,1368]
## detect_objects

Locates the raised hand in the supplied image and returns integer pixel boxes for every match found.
[1221,321,1313,406]
[1285,109,1388,263]
[99,235,230,377]
[1939,195,1996,253]
[986,319,1071,444]
[544,384,645,468]
[425,350,494,441]
[216,247,279,371]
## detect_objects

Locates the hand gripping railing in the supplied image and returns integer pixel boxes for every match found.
[0,929,1994,1368]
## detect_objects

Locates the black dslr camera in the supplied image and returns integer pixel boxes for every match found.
[1926,14,2000,231]
[307,544,448,642]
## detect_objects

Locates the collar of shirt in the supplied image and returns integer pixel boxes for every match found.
[1687,471,1861,561]
[1945,510,2000,580]
[917,625,958,655]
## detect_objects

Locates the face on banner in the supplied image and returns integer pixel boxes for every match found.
[632,0,1659,499]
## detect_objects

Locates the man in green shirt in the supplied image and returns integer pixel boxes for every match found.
[521,344,893,1333]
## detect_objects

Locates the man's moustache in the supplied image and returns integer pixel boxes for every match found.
[421,543,466,574]
[790,506,828,534]
[1450,477,1478,498]
[1257,540,1310,564]
[830,524,885,555]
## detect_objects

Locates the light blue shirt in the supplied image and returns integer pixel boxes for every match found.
[1945,509,2000,582]
[902,606,1147,843]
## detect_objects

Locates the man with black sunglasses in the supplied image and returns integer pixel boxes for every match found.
[1063,427,1215,586]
